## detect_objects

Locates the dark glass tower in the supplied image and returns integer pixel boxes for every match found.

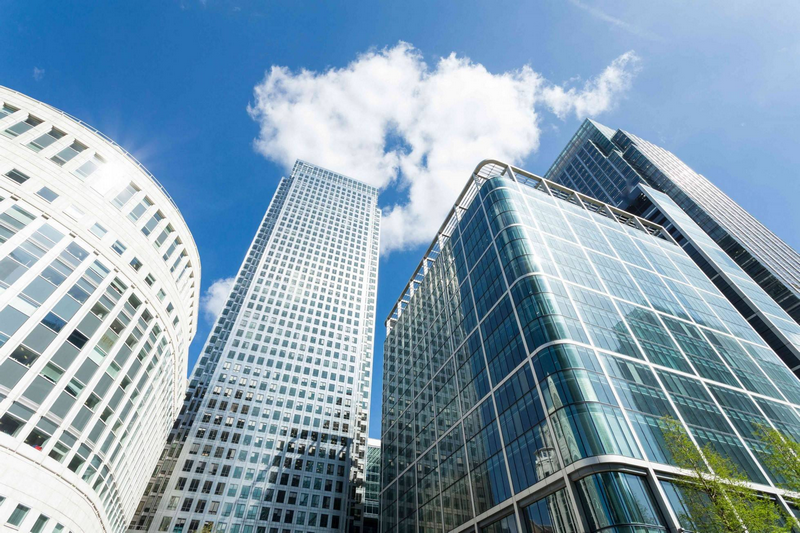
[380,160,800,533]
[546,120,800,372]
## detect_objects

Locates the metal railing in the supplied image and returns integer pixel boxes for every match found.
[384,158,677,333]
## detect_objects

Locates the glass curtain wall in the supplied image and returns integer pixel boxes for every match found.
[380,163,800,533]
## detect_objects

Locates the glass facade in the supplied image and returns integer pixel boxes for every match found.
[130,161,380,533]
[364,439,381,533]
[380,161,800,533]
[546,119,800,373]
[0,87,199,533]
[631,185,800,375]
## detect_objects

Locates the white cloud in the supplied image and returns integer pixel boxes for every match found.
[249,43,640,253]
[540,51,640,119]
[201,277,235,323]
[33,67,45,81]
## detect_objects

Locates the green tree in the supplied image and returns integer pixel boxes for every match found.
[661,416,791,533]
[756,423,800,497]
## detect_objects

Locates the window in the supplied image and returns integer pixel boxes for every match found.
[36,187,59,203]
[0,414,24,436]
[0,103,18,118]
[4,168,30,184]
[576,472,665,532]
[3,115,43,138]
[6,504,30,527]
[112,241,127,255]
[28,128,65,152]
[40,363,64,384]
[130,257,143,271]
[90,223,108,238]
[30,514,49,533]
[142,211,165,236]
[51,141,86,166]
[112,183,139,208]
[72,155,104,180]
[128,197,153,222]
[154,224,174,247]
[10,344,39,367]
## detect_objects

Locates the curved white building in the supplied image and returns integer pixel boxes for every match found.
[0,87,200,533]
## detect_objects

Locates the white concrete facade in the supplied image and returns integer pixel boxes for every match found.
[0,87,200,533]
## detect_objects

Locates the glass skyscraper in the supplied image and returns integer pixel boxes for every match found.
[380,160,800,533]
[130,161,380,533]
[545,120,800,373]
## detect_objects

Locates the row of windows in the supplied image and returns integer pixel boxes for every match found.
[2,168,191,335]
[380,173,800,533]
[0,195,180,533]
[159,511,342,533]
[0,100,196,344]
[0,494,68,533]
[132,167,379,530]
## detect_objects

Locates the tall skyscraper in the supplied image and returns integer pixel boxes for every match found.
[130,161,380,533]
[0,87,199,533]
[546,119,800,372]
[380,160,800,533]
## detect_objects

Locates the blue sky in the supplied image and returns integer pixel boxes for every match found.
[3,0,799,438]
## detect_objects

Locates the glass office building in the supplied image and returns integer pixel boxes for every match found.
[0,87,200,533]
[546,119,800,372]
[130,161,380,533]
[364,439,381,533]
[380,160,800,533]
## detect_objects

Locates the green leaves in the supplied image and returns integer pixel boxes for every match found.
[661,416,793,533]
[755,424,800,496]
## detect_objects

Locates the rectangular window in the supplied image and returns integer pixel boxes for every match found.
[162,239,179,261]
[4,168,30,184]
[36,187,59,203]
[0,104,19,118]
[142,211,164,236]
[3,115,43,138]
[10,344,39,367]
[112,183,139,208]
[6,504,31,526]
[40,363,64,384]
[30,514,49,533]
[51,141,87,166]
[72,155,105,180]
[154,224,174,247]
[90,223,108,239]
[111,241,127,255]
[128,197,153,222]
[27,128,65,152]
[0,414,25,436]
